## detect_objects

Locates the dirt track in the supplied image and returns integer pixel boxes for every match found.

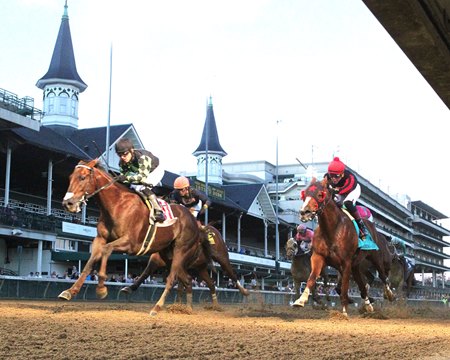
[1,299,449,360]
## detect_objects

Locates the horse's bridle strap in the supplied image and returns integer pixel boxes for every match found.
[75,164,115,200]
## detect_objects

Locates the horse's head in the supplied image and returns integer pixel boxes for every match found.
[62,159,102,213]
[299,177,331,222]
[285,237,298,260]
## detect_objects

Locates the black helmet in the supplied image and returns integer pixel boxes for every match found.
[115,138,134,154]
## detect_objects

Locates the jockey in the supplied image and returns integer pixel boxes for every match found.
[324,156,368,240]
[169,176,211,222]
[115,138,165,223]
[295,224,314,252]
[391,236,407,257]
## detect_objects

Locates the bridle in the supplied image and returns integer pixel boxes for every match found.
[285,238,298,260]
[74,164,117,205]
[302,184,333,220]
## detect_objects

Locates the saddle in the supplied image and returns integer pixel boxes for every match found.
[135,199,177,256]
[341,207,379,251]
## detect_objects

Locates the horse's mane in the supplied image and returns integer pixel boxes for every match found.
[80,158,134,193]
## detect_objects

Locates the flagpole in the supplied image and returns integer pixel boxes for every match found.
[105,43,113,167]
[204,97,209,225]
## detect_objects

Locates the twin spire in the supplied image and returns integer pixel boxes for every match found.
[36,2,227,184]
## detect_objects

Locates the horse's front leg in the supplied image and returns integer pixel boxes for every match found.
[293,277,301,301]
[58,237,106,300]
[294,253,324,307]
[97,236,132,299]
[338,262,354,316]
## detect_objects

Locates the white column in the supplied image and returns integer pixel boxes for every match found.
[4,145,12,205]
[264,219,268,256]
[47,160,53,215]
[222,212,226,241]
[237,212,242,252]
[36,240,43,274]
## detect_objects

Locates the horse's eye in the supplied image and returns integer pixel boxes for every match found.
[318,190,326,201]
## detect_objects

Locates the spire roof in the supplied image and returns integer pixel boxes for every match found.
[193,97,227,156]
[36,1,87,91]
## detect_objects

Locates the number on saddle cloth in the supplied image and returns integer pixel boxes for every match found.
[159,199,174,220]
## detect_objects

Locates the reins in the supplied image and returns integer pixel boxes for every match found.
[311,188,333,218]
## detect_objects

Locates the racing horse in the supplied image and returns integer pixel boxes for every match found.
[120,224,250,307]
[294,177,394,316]
[336,232,396,302]
[285,238,330,307]
[390,254,416,298]
[357,238,416,299]
[60,159,202,315]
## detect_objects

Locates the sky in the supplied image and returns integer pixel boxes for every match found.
[2,0,450,230]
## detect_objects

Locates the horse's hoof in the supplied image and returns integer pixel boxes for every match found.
[241,288,250,296]
[119,287,132,295]
[58,290,72,301]
[150,305,160,316]
[292,299,305,307]
[96,287,108,299]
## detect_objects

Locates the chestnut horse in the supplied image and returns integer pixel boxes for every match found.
[294,177,394,316]
[120,224,249,307]
[285,238,330,307]
[336,232,396,303]
[60,159,202,315]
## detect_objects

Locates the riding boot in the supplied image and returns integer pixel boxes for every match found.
[149,194,165,223]
[142,188,165,223]
[355,218,368,240]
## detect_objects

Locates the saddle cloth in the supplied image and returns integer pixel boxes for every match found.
[341,208,379,251]
[159,198,174,221]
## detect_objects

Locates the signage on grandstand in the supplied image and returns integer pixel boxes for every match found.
[62,222,97,237]
[193,180,225,200]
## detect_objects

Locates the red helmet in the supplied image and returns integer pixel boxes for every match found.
[174,176,190,189]
[328,157,345,175]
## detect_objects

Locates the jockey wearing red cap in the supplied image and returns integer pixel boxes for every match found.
[324,157,368,240]
[295,224,314,252]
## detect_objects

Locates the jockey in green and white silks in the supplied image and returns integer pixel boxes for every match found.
[115,138,165,223]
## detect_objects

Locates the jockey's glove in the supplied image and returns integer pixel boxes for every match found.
[116,174,127,183]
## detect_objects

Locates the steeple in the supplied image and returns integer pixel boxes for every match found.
[193,96,227,184]
[36,1,87,132]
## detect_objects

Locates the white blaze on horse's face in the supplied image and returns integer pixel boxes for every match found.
[300,196,315,222]
[62,192,82,213]
[63,192,74,201]
[301,197,312,211]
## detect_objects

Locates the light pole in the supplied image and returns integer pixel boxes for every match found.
[275,120,281,265]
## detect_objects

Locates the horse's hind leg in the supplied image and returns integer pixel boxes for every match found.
[150,253,193,316]
[197,267,220,309]
[215,255,249,296]
[368,252,395,302]
[351,260,373,313]
[120,253,164,295]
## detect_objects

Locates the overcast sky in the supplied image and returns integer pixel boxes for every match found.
[2,0,450,229]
